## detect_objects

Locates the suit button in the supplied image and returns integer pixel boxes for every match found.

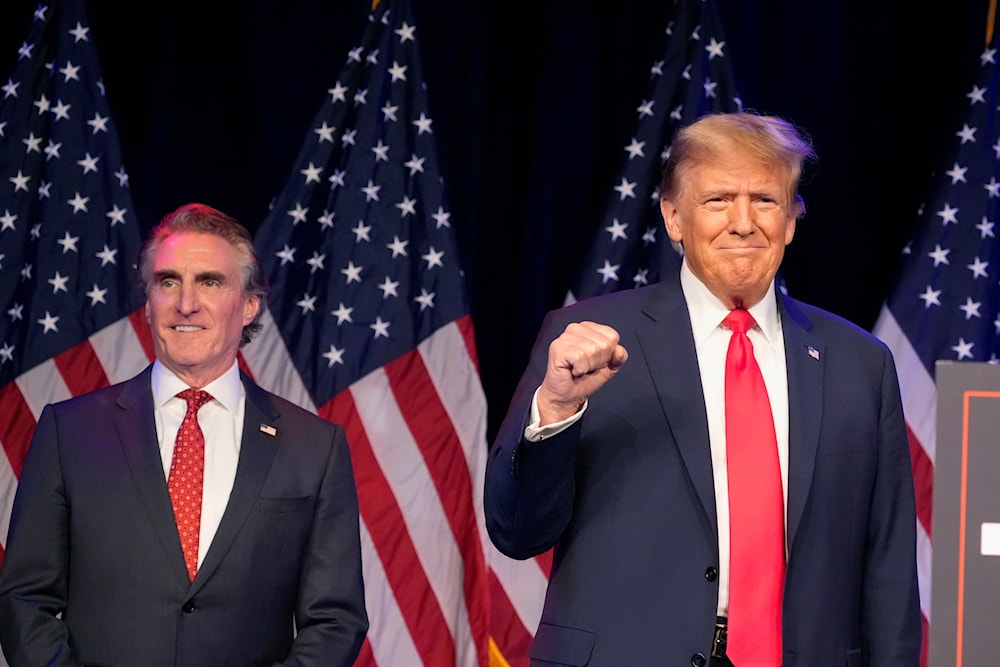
[705,566,718,581]
[691,653,707,667]
[182,601,196,613]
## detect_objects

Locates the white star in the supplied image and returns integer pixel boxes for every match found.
[918,285,941,308]
[106,204,127,225]
[387,236,409,257]
[306,252,326,273]
[952,337,975,360]
[361,180,381,202]
[381,102,398,122]
[37,181,51,199]
[597,260,620,283]
[366,48,379,66]
[7,303,24,321]
[959,297,982,320]
[31,223,41,240]
[605,218,628,241]
[413,113,433,134]
[422,246,445,268]
[329,169,346,187]
[115,167,129,187]
[642,227,658,245]
[347,46,364,62]
[968,85,987,105]
[59,61,80,82]
[936,203,959,226]
[341,261,363,283]
[296,294,317,313]
[38,311,60,334]
[3,79,19,98]
[353,89,368,106]
[328,81,348,102]
[432,206,451,228]
[86,284,108,305]
[389,61,407,81]
[624,138,645,159]
[51,99,71,120]
[341,128,357,146]
[956,124,977,144]
[404,154,425,174]
[322,345,345,367]
[69,21,90,42]
[396,196,417,217]
[968,256,990,279]
[633,268,650,286]
[86,112,107,136]
[378,276,400,298]
[945,163,967,184]
[331,302,353,324]
[0,342,13,364]
[705,38,725,59]
[77,152,100,173]
[981,46,997,65]
[20,263,32,280]
[650,60,664,77]
[48,271,70,294]
[370,317,391,338]
[927,244,950,266]
[977,216,995,238]
[68,192,90,213]
[301,162,322,183]
[57,231,80,253]
[614,177,637,200]
[0,120,6,137]
[396,22,416,42]
[371,140,390,162]
[415,288,435,311]
[1,210,18,231]
[44,139,62,160]
[287,203,308,224]
[352,221,372,242]
[276,245,296,265]
[96,244,118,266]
[18,42,33,60]
[703,78,718,99]
[636,99,654,118]
[318,210,335,229]
[22,132,42,152]
[314,122,336,142]
[33,94,50,113]
[9,170,30,192]
[984,177,1000,198]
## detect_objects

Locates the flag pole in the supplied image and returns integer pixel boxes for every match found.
[989,0,997,45]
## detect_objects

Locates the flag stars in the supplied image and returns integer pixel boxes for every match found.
[0,342,14,364]
[353,89,368,106]
[59,61,81,82]
[314,122,336,142]
[276,245,296,265]
[928,244,950,266]
[301,162,322,183]
[96,244,118,266]
[3,79,19,98]
[23,132,42,152]
[605,218,628,241]
[318,210,335,229]
[329,169,346,187]
[37,311,60,334]
[614,177,637,200]
[642,227,658,245]
[705,38,725,59]
[1,210,18,231]
[378,276,400,298]
[432,206,451,228]
[382,102,399,121]
[33,94,50,113]
[945,163,967,184]
[77,152,99,173]
[956,124,977,144]
[981,46,997,65]
[984,177,1000,198]
[918,285,942,308]
[342,261,363,283]
[624,138,645,159]
[306,252,326,273]
[633,268,650,286]
[332,302,353,324]
[57,231,80,253]
[21,263,32,280]
[362,180,381,201]
[936,204,959,226]
[352,221,372,242]
[968,85,987,105]
[387,236,409,257]
[342,129,357,146]
[8,303,23,321]
[347,47,364,63]
[44,139,62,160]
[396,22,416,43]
[952,338,975,360]
[597,260,620,284]
[959,297,982,320]
[51,99,71,120]
[703,78,718,99]
[650,60,664,77]
[328,81,348,102]
[977,216,995,238]
[370,317,391,338]
[422,246,444,268]
[106,204,127,225]
[389,61,407,81]
[38,181,51,199]
[404,154,425,174]
[637,99,654,118]
[396,196,417,217]
[296,294,317,313]
[69,21,90,42]
[968,256,989,279]
[413,113,433,134]
[18,42,33,60]
[372,140,390,161]
[322,345,345,367]
[114,167,129,187]
[48,271,70,294]
[10,170,30,192]
[366,48,380,66]
[86,284,108,305]
[287,203,308,224]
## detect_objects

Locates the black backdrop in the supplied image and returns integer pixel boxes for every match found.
[1,1,990,441]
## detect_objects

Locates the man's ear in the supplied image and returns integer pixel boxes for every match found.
[660,199,683,243]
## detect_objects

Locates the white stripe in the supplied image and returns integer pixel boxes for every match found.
[350,371,474,665]
[239,309,317,413]
[359,517,422,667]
[487,546,547,636]
[89,315,150,384]
[0,442,17,548]
[917,517,932,621]
[16,359,72,420]
[872,306,937,463]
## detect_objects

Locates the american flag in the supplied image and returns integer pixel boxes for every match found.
[0,0,149,632]
[245,1,545,665]
[871,37,1000,667]
[566,0,741,305]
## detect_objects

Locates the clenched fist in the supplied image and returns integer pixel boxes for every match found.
[536,321,628,426]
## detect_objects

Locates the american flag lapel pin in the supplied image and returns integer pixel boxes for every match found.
[807,346,820,361]
[259,424,277,436]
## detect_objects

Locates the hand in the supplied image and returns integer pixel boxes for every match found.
[536,321,628,426]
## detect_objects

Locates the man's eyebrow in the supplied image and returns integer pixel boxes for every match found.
[152,269,180,282]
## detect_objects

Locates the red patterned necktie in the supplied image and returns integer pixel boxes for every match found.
[723,309,784,666]
[168,388,212,581]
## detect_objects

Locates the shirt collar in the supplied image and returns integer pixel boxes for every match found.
[151,359,243,414]
[679,259,781,347]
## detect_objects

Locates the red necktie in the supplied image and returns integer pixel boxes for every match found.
[168,388,212,581]
[723,309,784,666]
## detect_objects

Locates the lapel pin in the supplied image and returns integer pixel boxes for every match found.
[807,346,820,361]
[259,424,277,436]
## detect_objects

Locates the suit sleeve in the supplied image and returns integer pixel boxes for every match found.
[0,405,83,667]
[280,423,368,667]
[863,348,923,665]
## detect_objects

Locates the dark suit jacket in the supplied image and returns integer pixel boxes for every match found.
[485,272,921,667]
[0,366,368,667]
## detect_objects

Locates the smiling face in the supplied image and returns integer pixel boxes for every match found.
[144,232,260,388]
[660,150,797,309]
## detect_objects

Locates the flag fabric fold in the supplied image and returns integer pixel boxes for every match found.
[872,34,1000,667]
[244,1,544,665]
[566,0,742,304]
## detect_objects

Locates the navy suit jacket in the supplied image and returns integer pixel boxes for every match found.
[485,272,921,666]
[0,366,368,667]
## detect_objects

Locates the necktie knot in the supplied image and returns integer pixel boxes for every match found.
[178,388,212,412]
[723,308,755,335]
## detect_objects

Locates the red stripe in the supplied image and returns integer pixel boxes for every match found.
[456,314,480,374]
[127,308,156,361]
[533,549,553,578]
[920,612,929,667]
[907,425,933,539]
[384,348,490,664]
[0,542,5,569]
[53,340,109,396]
[321,390,457,667]
[489,571,532,667]
[354,637,376,667]
[0,382,36,477]
[236,351,254,381]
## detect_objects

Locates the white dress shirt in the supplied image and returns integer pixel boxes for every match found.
[151,359,245,568]
[524,260,790,617]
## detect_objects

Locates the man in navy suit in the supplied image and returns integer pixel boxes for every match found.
[485,113,921,666]
[0,203,368,666]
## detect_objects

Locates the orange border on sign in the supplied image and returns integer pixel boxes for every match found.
[956,390,1000,666]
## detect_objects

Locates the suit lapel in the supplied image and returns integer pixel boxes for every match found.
[779,294,824,553]
[193,375,280,588]
[114,366,192,587]
[635,280,718,540]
